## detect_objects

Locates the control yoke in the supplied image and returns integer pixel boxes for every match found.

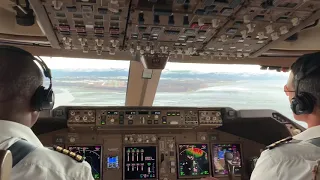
[224,152,241,180]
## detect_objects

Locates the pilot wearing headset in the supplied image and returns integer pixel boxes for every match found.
[202,52,320,180]
[0,45,94,180]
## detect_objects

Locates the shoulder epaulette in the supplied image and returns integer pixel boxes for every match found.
[265,136,293,150]
[52,145,85,162]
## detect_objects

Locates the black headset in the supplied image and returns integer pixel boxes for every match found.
[0,45,54,111]
[290,53,320,115]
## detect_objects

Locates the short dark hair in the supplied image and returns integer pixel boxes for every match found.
[291,52,320,107]
[0,48,43,113]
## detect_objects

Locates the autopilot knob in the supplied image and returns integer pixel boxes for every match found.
[137,137,143,142]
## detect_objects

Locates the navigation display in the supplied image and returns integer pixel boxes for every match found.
[124,146,157,179]
[212,144,242,175]
[68,146,102,179]
[178,144,210,177]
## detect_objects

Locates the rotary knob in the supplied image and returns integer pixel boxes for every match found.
[137,138,143,142]
[69,137,76,143]
[151,136,157,142]
[129,137,134,142]
[124,137,128,141]
[110,118,115,123]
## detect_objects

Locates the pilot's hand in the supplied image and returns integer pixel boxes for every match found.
[200,177,219,180]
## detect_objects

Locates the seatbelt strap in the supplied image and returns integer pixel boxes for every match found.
[7,140,37,168]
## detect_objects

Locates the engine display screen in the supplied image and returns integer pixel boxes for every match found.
[124,146,157,179]
[178,144,210,177]
[212,144,242,175]
[107,156,119,169]
[68,146,102,179]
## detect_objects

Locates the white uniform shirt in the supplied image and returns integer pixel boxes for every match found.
[0,120,95,180]
[251,125,320,180]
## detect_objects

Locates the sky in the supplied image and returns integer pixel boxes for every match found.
[41,56,289,74]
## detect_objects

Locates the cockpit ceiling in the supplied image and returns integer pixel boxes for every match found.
[0,0,319,66]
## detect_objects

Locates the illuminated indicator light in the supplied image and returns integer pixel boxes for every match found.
[58,25,70,32]
[190,22,199,29]
[75,26,86,33]
[94,27,104,34]
[101,120,106,125]
[199,24,210,30]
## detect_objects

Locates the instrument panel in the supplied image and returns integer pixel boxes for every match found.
[32,0,320,64]
[37,106,304,180]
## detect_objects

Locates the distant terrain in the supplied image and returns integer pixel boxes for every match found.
[51,69,288,93]
[51,68,303,126]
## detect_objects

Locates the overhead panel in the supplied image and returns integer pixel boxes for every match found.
[30,0,320,61]
[40,0,129,54]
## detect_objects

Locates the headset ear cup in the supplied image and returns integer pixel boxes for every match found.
[31,86,45,111]
[31,86,55,111]
[43,89,55,110]
[291,93,315,115]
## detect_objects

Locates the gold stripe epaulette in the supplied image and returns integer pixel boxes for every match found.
[265,136,293,150]
[52,145,84,162]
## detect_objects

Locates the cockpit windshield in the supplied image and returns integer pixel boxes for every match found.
[42,57,304,127]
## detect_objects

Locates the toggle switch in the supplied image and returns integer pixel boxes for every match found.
[183,15,189,26]
[153,14,160,25]
[243,15,250,24]
[271,32,279,41]
[95,39,104,46]
[168,14,175,25]
[138,11,144,24]
[247,23,254,33]
[212,19,219,28]
[291,17,300,26]
[280,26,288,35]
[198,18,204,26]
[265,25,274,34]
[52,0,63,10]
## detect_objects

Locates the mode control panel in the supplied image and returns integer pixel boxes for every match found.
[67,107,225,128]
[68,109,95,124]
[124,134,158,144]
[199,111,222,125]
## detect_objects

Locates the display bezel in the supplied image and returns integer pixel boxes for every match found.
[122,145,158,180]
[211,142,243,177]
[176,143,212,179]
[67,144,103,179]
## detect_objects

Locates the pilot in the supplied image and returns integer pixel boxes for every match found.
[201,52,320,180]
[0,45,94,180]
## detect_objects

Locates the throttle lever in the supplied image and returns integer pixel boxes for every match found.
[224,152,241,180]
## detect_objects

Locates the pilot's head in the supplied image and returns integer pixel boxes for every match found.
[0,46,43,127]
[285,52,320,127]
